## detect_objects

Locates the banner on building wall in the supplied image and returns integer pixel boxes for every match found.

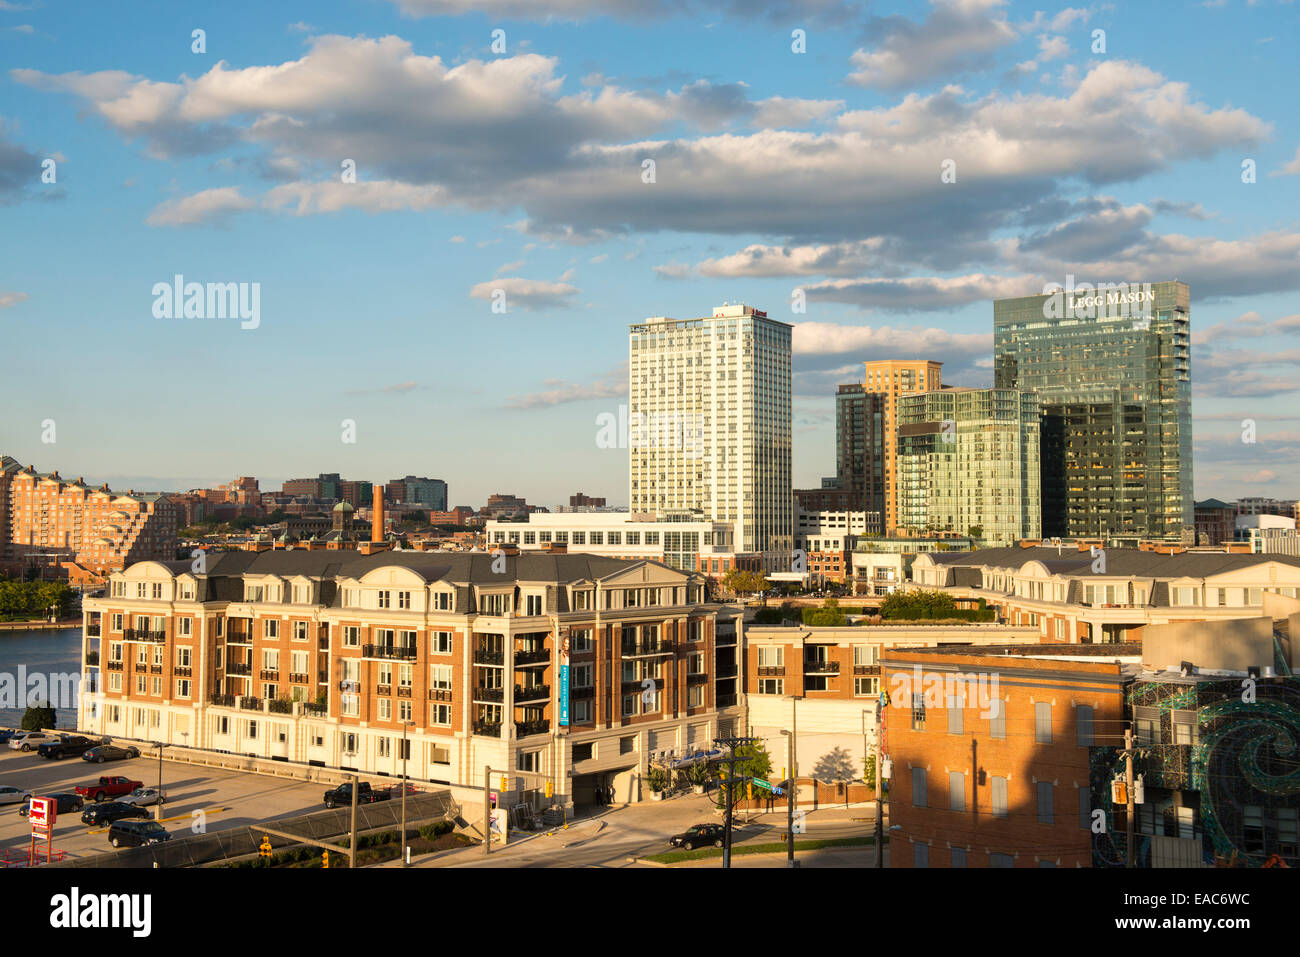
[558,630,571,727]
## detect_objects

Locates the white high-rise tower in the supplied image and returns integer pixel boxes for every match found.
[628,303,792,565]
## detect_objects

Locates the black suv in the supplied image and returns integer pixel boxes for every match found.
[38,735,96,760]
[82,801,150,827]
[108,819,172,848]
[668,823,726,850]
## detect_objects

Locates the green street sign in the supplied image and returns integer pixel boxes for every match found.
[752,778,773,791]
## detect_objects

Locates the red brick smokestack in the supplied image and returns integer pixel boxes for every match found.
[372,486,385,543]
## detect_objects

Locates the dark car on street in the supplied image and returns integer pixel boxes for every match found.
[668,823,726,850]
[82,744,141,764]
[82,801,150,827]
[18,792,84,816]
[108,819,172,848]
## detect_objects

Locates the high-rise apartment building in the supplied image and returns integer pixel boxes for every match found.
[860,360,943,534]
[994,281,1192,543]
[387,476,448,511]
[834,384,886,520]
[895,388,1041,544]
[629,304,792,562]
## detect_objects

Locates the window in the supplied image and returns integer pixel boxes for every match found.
[1076,705,1095,747]
[176,679,191,698]
[342,732,357,755]
[481,593,508,615]
[431,744,451,764]
[1034,702,1052,744]
[688,685,704,708]
[135,675,147,694]
[989,699,1006,739]
[992,776,1008,819]
[1172,709,1198,746]
[247,720,258,739]
[378,737,392,758]
[341,695,360,717]
[109,673,122,692]
[620,735,636,755]
[854,677,878,696]
[1134,706,1159,746]
[573,742,594,761]
[758,678,783,695]
[430,665,452,690]
[430,704,452,726]
[572,664,593,687]
[342,626,360,648]
[526,595,543,616]
[378,590,391,609]
[853,645,878,666]
[433,591,452,611]
[947,695,963,735]
[911,768,927,807]
[950,847,967,868]
[757,646,784,667]
[1037,782,1054,824]
[293,621,308,641]
[949,772,965,812]
[111,614,123,633]
[398,591,411,610]
[573,699,592,722]
[263,619,279,639]
[176,646,192,667]
[911,693,926,731]
[990,853,1014,868]
[913,843,929,868]
[1079,786,1092,830]
[430,631,453,654]
[178,618,192,637]
[572,629,593,653]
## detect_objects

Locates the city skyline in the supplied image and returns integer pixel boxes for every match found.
[2,1,1299,505]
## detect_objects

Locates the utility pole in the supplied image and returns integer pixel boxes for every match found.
[400,720,410,867]
[484,765,492,858]
[715,735,757,870]
[874,710,884,868]
[155,742,164,822]
[1125,727,1135,868]
[781,729,795,868]
[349,772,358,869]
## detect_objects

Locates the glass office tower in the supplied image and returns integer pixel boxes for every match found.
[895,388,1041,544]
[834,384,885,521]
[994,281,1192,544]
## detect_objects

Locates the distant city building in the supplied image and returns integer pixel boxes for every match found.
[569,492,607,508]
[994,280,1192,544]
[1236,513,1300,556]
[1235,497,1299,520]
[860,360,944,535]
[895,388,1041,544]
[387,476,448,511]
[629,304,792,565]
[794,487,858,513]
[1194,498,1236,547]
[0,456,178,576]
[338,480,373,509]
[834,384,886,518]
[429,506,476,526]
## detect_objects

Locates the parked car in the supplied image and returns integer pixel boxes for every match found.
[108,819,172,848]
[0,785,32,806]
[0,729,24,745]
[81,745,141,764]
[18,792,84,816]
[82,801,150,827]
[38,735,95,760]
[323,781,391,809]
[120,787,165,807]
[75,776,144,803]
[668,823,726,850]
[9,731,58,752]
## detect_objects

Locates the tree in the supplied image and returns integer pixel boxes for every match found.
[802,596,847,627]
[721,568,768,600]
[967,525,983,540]
[716,741,774,808]
[22,701,56,731]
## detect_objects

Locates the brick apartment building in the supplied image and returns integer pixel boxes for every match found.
[911,545,1300,643]
[80,551,742,807]
[1,456,179,576]
[882,642,1139,868]
[743,623,1040,788]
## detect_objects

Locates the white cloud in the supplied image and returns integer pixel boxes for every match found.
[145,186,256,226]
[847,0,1018,90]
[468,276,580,310]
[0,291,29,308]
[1271,145,1300,176]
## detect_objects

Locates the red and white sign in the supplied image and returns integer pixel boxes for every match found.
[29,796,55,834]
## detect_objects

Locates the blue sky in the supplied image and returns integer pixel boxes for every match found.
[1,0,1298,507]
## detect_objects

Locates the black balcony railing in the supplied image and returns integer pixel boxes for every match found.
[210,693,236,707]
[175,666,192,678]
[226,662,251,676]
[804,659,840,674]
[338,680,362,694]
[303,702,328,717]
[514,648,549,666]
[149,665,163,674]
[853,664,881,676]
[377,684,392,697]
[105,660,123,672]
[239,696,262,711]
[226,633,252,645]
[318,671,329,684]
[474,687,504,703]
[621,640,674,658]
[85,624,101,637]
[716,667,738,679]
[517,719,550,737]
[124,629,167,643]
[260,669,280,681]
[473,720,502,737]
[363,643,418,661]
[569,685,594,699]
[429,688,453,702]
[267,699,294,714]
[717,694,738,708]
[84,651,100,666]
[757,666,785,676]
[514,683,550,702]
[687,672,709,685]
[474,650,504,665]
[397,686,412,698]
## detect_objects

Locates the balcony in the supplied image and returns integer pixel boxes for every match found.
[303,702,328,717]
[85,624,101,637]
[363,643,418,661]
[318,671,329,685]
[239,696,262,711]
[338,680,362,694]
[474,649,504,665]
[716,667,738,679]
[715,631,737,646]
[209,693,236,707]
[289,673,309,684]
[474,687,504,703]
[473,720,502,737]
[397,686,412,698]
[84,651,99,666]
[853,664,881,676]
[149,665,163,675]
[569,685,594,699]
[267,699,294,715]
[687,672,709,685]
[621,640,674,658]
[717,693,738,708]
[226,633,252,646]
[757,666,785,676]
[804,659,840,675]
[226,663,251,676]
[318,637,329,651]
[514,648,549,666]
[260,669,280,681]
[124,629,167,643]
[517,719,550,737]
[514,683,550,703]
[622,676,663,691]
[377,684,392,696]
[105,660,123,672]
[175,666,192,678]
[429,688,453,702]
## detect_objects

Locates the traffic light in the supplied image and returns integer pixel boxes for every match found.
[500,775,509,792]
[747,781,753,800]
[545,779,553,798]
[321,850,330,869]
[259,835,272,859]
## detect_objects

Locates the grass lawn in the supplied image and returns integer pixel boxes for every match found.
[644,834,883,865]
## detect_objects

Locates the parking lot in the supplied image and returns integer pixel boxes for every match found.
[0,741,329,864]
